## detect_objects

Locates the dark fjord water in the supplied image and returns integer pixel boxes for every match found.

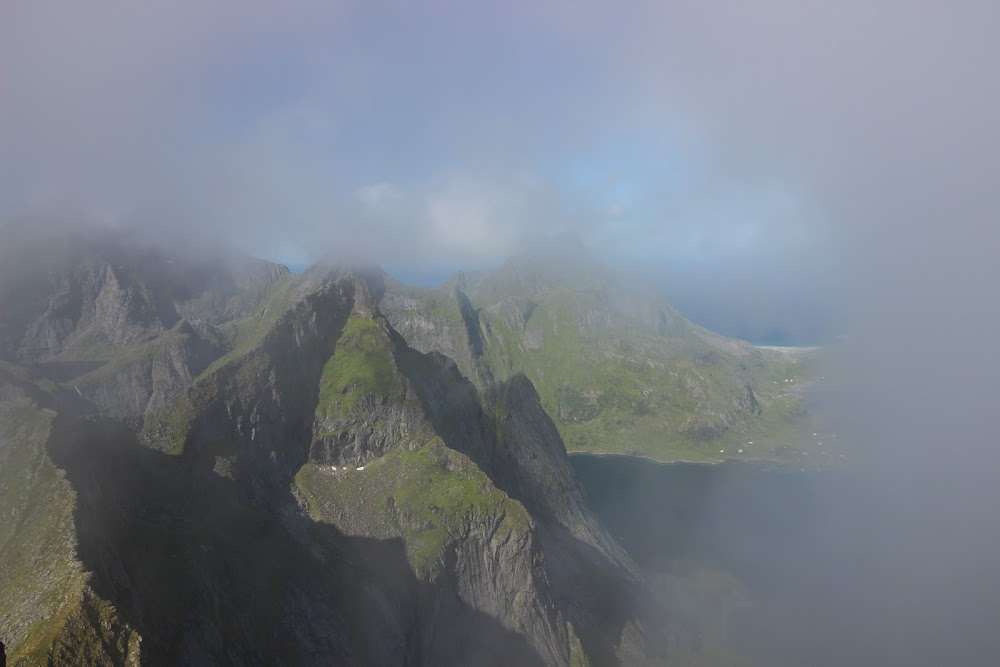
[570,454,872,666]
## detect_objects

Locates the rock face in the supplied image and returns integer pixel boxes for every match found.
[379,280,494,387]
[392,354,650,664]
[308,287,428,468]
[74,320,225,420]
[0,227,289,366]
[0,228,291,423]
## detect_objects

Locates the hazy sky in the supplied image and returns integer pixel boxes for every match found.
[1,1,996,339]
[0,1,846,340]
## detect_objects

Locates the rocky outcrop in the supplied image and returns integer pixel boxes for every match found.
[378,282,493,387]
[484,296,537,333]
[13,258,165,361]
[309,285,429,468]
[737,383,762,417]
[310,392,428,467]
[131,276,581,664]
[141,276,360,490]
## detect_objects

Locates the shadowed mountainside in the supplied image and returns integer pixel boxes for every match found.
[0,230,823,664]
[0,232,672,665]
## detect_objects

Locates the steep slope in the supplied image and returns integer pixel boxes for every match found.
[135,274,654,664]
[378,251,819,462]
[0,374,141,666]
[378,278,494,386]
[71,319,225,420]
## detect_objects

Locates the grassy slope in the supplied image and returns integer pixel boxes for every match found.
[138,374,213,456]
[502,299,824,462]
[316,315,403,422]
[0,400,84,663]
[295,437,531,579]
[0,399,139,665]
[389,281,823,463]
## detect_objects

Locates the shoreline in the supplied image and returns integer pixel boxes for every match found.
[755,344,821,353]
[566,450,789,467]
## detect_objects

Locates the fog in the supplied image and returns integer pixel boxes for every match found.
[4,1,1000,663]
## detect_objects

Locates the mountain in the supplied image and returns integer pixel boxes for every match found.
[0,225,290,424]
[376,249,821,462]
[0,232,674,665]
[0,228,823,664]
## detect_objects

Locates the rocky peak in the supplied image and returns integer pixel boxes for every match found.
[347,273,378,319]
[93,263,169,345]
[295,262,387,300]
[0,230,291,363]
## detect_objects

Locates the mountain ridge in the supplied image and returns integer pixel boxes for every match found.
[0,242,659,664]
[0,231,820,664]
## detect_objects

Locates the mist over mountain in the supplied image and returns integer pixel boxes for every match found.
[4,2,1000,665]
[0,223,823,665]
[0,230,659,664]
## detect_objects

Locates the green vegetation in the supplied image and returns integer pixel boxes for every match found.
[45,590,141,666]
[568,624,590,667]
[0,359,37,384]
[140,389,199,455]
[481,292,819,462]
[316,315,402,420]
[386,276,825,463]
[295,437,531,578]
[0,399,89,663]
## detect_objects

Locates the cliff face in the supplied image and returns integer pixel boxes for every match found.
[0,234,299,436]
[13,259,169,362]
[72,320,225,420]
[392,352,652,664]
[0,230,289,367]
[379,296,485,384]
